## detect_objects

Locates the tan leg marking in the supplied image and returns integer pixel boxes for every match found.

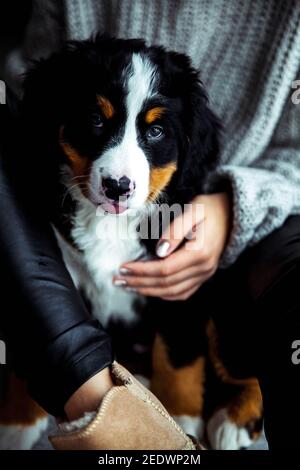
[151,334,205,416]
[0,374,47,425]
[207,319,263,427]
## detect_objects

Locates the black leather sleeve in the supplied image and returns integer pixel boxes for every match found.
[0,94,113,417]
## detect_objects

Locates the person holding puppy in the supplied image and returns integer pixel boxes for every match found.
[1,0,300,450]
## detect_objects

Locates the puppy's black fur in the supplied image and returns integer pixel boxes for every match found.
[20,35,221,375]
[21,36,220,203]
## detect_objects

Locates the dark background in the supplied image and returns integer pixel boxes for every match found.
[0,1,32,77]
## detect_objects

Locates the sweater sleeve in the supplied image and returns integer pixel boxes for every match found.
[218,92,300,268]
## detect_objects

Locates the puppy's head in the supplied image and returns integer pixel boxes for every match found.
[22,36,220,214]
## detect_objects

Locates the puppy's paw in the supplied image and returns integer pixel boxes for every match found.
[173,415,205,441]
[207,408,253,450]
[0,417,48,450]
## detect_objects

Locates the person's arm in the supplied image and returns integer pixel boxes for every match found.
[216,91,300,268]
[0,99,113,417]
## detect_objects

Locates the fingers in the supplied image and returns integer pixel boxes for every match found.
[121,247,200,278]
[120,275,205,299]
[114,264,204,289]
[161,284,201,301]
[155,201,205,257]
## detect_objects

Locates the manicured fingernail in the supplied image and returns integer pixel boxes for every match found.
[156,240,171,258]
[119,267,131,275]
[114,279,127,286]
[125,287,137,293]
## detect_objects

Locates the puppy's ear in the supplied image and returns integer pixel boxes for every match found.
[20,51,80,206]
[162,51,221,199]
[21,51,77,132]
[182,90,221,198]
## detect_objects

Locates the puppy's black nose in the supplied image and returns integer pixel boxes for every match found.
[102,176,134,201]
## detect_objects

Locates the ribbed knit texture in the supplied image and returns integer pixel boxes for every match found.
[5,0,300,266]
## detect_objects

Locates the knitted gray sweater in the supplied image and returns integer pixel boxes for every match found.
[5,0,300,266]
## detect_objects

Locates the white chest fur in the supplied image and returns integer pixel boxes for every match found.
[55,199,147,327]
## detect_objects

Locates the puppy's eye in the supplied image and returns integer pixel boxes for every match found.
[91,113,103,128]
[146,125,164,140]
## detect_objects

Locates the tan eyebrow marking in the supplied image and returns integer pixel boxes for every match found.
[145,107,166,124]
[97,95,115,119]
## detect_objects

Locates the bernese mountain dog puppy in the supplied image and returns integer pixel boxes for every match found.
[0,36,263,450]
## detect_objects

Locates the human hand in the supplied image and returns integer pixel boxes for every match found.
[114,193,231,301]
[64,367,113,420]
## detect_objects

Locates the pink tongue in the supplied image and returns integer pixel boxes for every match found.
[102,202,128,214]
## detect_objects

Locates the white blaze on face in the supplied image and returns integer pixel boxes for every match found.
[93,53,158,209]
